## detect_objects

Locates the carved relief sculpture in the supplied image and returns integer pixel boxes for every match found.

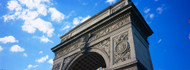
[92,39,110,58]
[55,37,85,59]
[89,15,130,42]
[113,32,130,64]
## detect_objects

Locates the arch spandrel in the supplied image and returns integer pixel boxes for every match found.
[66,50,109,70]
[62,39,111,70]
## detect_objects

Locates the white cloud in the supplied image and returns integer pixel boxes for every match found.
[73,17,80,25]
[0,36,18,44]
[36,55,49,63]
[3,14,16,22]
[149,14,154,19]
[106,0,116,4]
[39,51,43,54]
[65,10,75,19]
[18,0,50,10]
[37,4,48,16]
[18,9,39,21]
[49,8,65,22]
[157,7,163,14]
[158,39,162,43]
[73,15,91,25]
[27,64,38,69]
[60,25,70,31]
[23,53,28,57]
[10,45,25,52]
[22,18,54,37]
[144,8,150,14]
[33,35,53,43]
[48,59,53,64]
[7,0,22,11]
[0,46,3,52]
[3,0,66,37]
[22,21,36,33]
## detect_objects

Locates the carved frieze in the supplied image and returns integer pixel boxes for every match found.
[92,39,110,58]
[89,15,130,42]
[55,37,85,59]
[113,32,130,64]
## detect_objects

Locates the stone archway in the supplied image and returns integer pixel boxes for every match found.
[68,52,106,70]
[51,0,154,70]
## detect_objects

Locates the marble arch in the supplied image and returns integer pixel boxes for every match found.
[51,0,154,70]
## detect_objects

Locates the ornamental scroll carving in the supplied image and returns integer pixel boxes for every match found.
[89,15,130,42]
[113,32,130,64]
[92,39,110,58]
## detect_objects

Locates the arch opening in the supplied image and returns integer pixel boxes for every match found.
[68,52,106,70]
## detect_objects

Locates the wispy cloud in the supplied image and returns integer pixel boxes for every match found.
[157,7,163,14]
[23,53,28,57]
[106,0,116,4]
[156,4,166,14]
[65,10,75,19]
[149,14,155,19]
[144,8,150,14]
[0,46,3,52]
[158,39,162,43]
[33,35,53,43]
[48,59,53,64]
[60,25,70,31]
[27,64,38,69]
[39,51,43,54]
[73,15,91,26]
[36,55,49,63]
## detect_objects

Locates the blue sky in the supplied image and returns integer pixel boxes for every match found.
[0,0,190,70]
